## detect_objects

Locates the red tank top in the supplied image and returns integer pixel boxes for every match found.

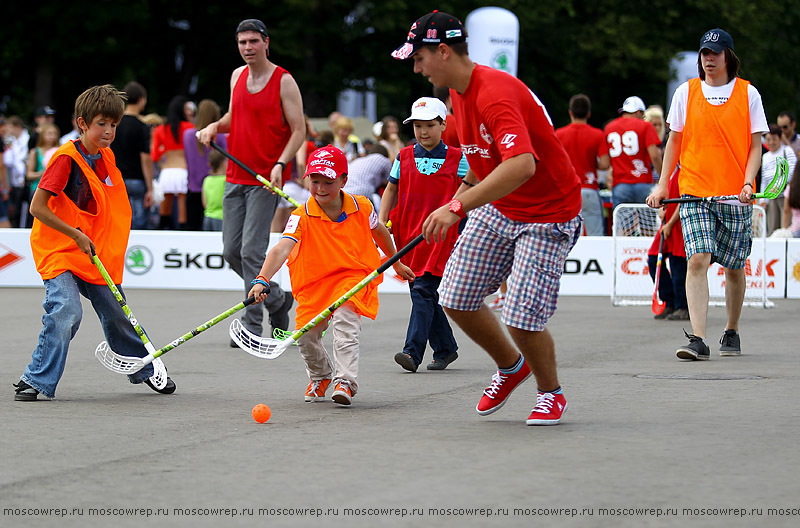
[389,145,462,276]
[227,65,292,185]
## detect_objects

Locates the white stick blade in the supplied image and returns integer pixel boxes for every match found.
[148,357,168,390]
[95,341,147,375]
[229,319,290,359]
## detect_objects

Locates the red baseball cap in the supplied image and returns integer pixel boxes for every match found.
[304,145,348,179]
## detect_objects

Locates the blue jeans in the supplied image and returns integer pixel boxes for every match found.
[21,272,155,398]
[125,179,149,230]
[403,273,458,365]
[612,182,653,209]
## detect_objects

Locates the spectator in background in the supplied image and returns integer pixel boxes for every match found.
[111,81,154,230]
[332,116,365,162]
[378,116,404,160]
[777,111,800,156]
[605,96,663,209]
[644,105,666,145]
[28,106,56,151]
[151,95,193,229]
[3,116,30,227]
[184,100,197,124]
[271,115,316,233]
[202,149,227,231]
[782,162,800,237]
[25,123,60,227]
[343,143,392,211]
[555,94,610,236]
[761,124,797,235]
[0,118,9,228]
[184,99,226,231]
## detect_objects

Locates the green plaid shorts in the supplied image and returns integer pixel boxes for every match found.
[679,198,752,269]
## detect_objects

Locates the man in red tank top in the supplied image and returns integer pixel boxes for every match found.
[197,19,306,342]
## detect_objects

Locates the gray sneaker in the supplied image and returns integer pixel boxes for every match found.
[719,329,741,356]
[676,331,710,361]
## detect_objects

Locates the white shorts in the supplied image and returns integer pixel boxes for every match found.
[158,167,188,194]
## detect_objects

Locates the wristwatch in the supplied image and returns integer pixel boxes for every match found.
[448,199,467,219]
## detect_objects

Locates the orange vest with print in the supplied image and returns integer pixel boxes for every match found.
[30,142,132,284]
[679,77,751,197]
[284,192,381,328]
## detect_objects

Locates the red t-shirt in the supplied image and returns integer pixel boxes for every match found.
[555,123,609,190]
[151,121,194,162]
[604,116,660,185]
[451,65,581,223]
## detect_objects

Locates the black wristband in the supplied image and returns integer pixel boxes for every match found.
[275,161,287,170]
[461,180,476,187]
[742,182,753,188]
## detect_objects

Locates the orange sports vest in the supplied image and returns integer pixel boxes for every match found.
[679,77,751,197]
[285,192,381,328]
[30,142,132,284]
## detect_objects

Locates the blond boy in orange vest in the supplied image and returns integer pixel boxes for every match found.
[14,85,176,401]
[249,146,415,405]
[647,29,768,360]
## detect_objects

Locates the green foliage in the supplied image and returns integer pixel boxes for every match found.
[1,0,798,136]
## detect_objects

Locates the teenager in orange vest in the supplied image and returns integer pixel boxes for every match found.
[14,85,176,401]
[248,146,415,405]
[647,29,768,361]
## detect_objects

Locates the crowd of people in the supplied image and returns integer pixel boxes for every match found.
[7,14,799,429]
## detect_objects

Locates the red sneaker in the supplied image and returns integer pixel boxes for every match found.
[526,392,567,425]
[476,361,532,415]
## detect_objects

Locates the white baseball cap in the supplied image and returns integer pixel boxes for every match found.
[403,97,447,124]
[620,96,646,114]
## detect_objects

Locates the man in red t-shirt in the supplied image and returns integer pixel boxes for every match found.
[604,96,663,209]
[392,11,582,426]
[197,19,306,342]
[555,94,610,235]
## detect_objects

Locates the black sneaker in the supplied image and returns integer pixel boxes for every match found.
[13,380,39,401]
[394,352,418,372]
[676,330,710,361]
[427,351,459,370]
[144,377,176,394]
[269,291,294,333]
[719,329,741,356]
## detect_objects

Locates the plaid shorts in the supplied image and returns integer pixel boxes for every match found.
[680,198,752,269]
[440,204,581,331]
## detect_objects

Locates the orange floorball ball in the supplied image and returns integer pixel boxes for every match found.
[251,404,271,423]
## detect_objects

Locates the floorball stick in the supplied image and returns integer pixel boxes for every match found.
[661,158,788,204]
[91,250,168,388]
[230,234,424,359]
[652,237,666,315]
[209,141,301,208]
[95,297,255,375]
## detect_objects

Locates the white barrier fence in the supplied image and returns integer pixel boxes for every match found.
[2,229,799,299]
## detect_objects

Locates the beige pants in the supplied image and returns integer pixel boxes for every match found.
[298,302,361,395]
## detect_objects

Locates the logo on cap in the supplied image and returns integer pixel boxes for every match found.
[446,29,462,38]
[703,32,720,43]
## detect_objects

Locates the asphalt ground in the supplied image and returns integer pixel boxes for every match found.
[1,288,798,528]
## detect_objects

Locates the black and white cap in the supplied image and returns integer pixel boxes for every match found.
[391,11,467,60]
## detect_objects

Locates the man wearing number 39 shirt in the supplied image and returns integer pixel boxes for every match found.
[604,96,663,209]
[392,11,582,426]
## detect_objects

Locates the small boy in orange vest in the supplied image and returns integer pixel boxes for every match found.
[379,97,468,372]
[249,145,415,405]
[14,85,176,401]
